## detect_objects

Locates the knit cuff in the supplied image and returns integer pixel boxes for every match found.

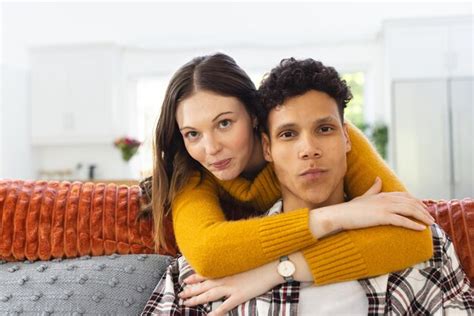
[302,232,368,285]
[259,208,316,260]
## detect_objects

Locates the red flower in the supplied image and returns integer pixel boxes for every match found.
[114,136,142,162]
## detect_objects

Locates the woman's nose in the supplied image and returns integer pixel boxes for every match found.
[204,135,223,156]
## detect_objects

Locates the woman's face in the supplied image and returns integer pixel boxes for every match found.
[176,90,256,181]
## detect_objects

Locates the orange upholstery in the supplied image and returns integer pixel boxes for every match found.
[0,179,175,262]
[425,198,474,285]
[0,179,472,285]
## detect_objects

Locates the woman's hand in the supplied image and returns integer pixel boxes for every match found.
[310,177,435,239]
[178,261,281,316]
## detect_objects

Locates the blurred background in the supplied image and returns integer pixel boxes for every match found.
[0,1,472,199]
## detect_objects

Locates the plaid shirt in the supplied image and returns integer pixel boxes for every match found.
[142,205,473,315]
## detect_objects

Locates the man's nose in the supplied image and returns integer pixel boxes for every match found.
[298,134,322,159]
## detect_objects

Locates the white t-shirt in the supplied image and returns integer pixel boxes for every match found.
[268,200,368,316]
[299,281,367,315]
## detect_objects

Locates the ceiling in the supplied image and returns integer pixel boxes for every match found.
[1,1,473,67]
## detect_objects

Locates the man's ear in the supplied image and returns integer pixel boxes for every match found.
[261,133,273,162]
[342,122,352,153]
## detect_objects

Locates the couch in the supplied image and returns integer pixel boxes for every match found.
[0,179,473,315]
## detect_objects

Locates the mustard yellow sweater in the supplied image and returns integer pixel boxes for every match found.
[172,123,433,284]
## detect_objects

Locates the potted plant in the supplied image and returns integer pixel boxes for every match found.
[114,137,142,162]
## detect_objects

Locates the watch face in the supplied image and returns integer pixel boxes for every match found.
[277,261,296,277]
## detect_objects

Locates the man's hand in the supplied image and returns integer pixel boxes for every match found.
[178,261,281,316]
[310,177,435,239]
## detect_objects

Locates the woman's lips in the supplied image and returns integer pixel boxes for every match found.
[211,158,232,170]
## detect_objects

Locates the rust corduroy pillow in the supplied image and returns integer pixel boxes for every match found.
[0,179,176,262]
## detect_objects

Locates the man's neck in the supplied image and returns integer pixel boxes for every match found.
[281,181,346,212]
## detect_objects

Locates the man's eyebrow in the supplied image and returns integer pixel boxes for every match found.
[180,111,234,131]
[315,116,337,124]
[273,116,337,132]
[274,123,297,132]
[275,123,297,133]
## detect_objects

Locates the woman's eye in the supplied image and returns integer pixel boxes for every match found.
[279,131,295,139]
[185,131,200,140]
[218,119,232,129]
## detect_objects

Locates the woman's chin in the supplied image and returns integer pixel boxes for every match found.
[211,169,240,181]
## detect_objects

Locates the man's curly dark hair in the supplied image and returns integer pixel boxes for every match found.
[258,58,353,133]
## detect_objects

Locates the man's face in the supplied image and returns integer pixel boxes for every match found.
[262,90,351,210]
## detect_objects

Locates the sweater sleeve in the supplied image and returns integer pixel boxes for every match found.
[171,172,317,278]
[302,226,433,285]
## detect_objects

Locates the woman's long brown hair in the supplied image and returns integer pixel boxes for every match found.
[139,53,258,253]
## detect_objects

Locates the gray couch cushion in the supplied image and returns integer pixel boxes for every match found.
[0,254,172,315]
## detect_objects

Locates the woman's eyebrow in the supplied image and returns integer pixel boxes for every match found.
[179,111,235,131]
[212,111,234,122]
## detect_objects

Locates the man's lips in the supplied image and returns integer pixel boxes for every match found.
[211,158,232,170]
[299,168,327,180]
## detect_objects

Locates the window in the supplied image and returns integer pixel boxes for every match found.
[135,77,168,177]
[342,71,387,159]
[342,72,365,129]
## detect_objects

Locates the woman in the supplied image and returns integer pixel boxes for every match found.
[140,53,434,314]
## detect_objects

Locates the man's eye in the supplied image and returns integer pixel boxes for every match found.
[185,131,199,140]
[218,119,232,129]
[319,126,334,133]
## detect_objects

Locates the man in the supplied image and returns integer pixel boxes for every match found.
[255,57,473,315]
[145,58,473,315]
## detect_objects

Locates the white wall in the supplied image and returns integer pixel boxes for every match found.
[0,70,2,177]
[0,65,33,179]
[28,44,137,180]
[33,144,138,181]
[0,4,4,177]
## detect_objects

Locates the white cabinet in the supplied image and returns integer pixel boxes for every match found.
[392,79,473,199]
[386,17,473,199]
[385,25,450,79]
[31,44,125,145]
[449,23,474,77]
[450,79,474,198]
[385,17,473,80]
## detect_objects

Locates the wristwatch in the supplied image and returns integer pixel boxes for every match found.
[277,255,296,282]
